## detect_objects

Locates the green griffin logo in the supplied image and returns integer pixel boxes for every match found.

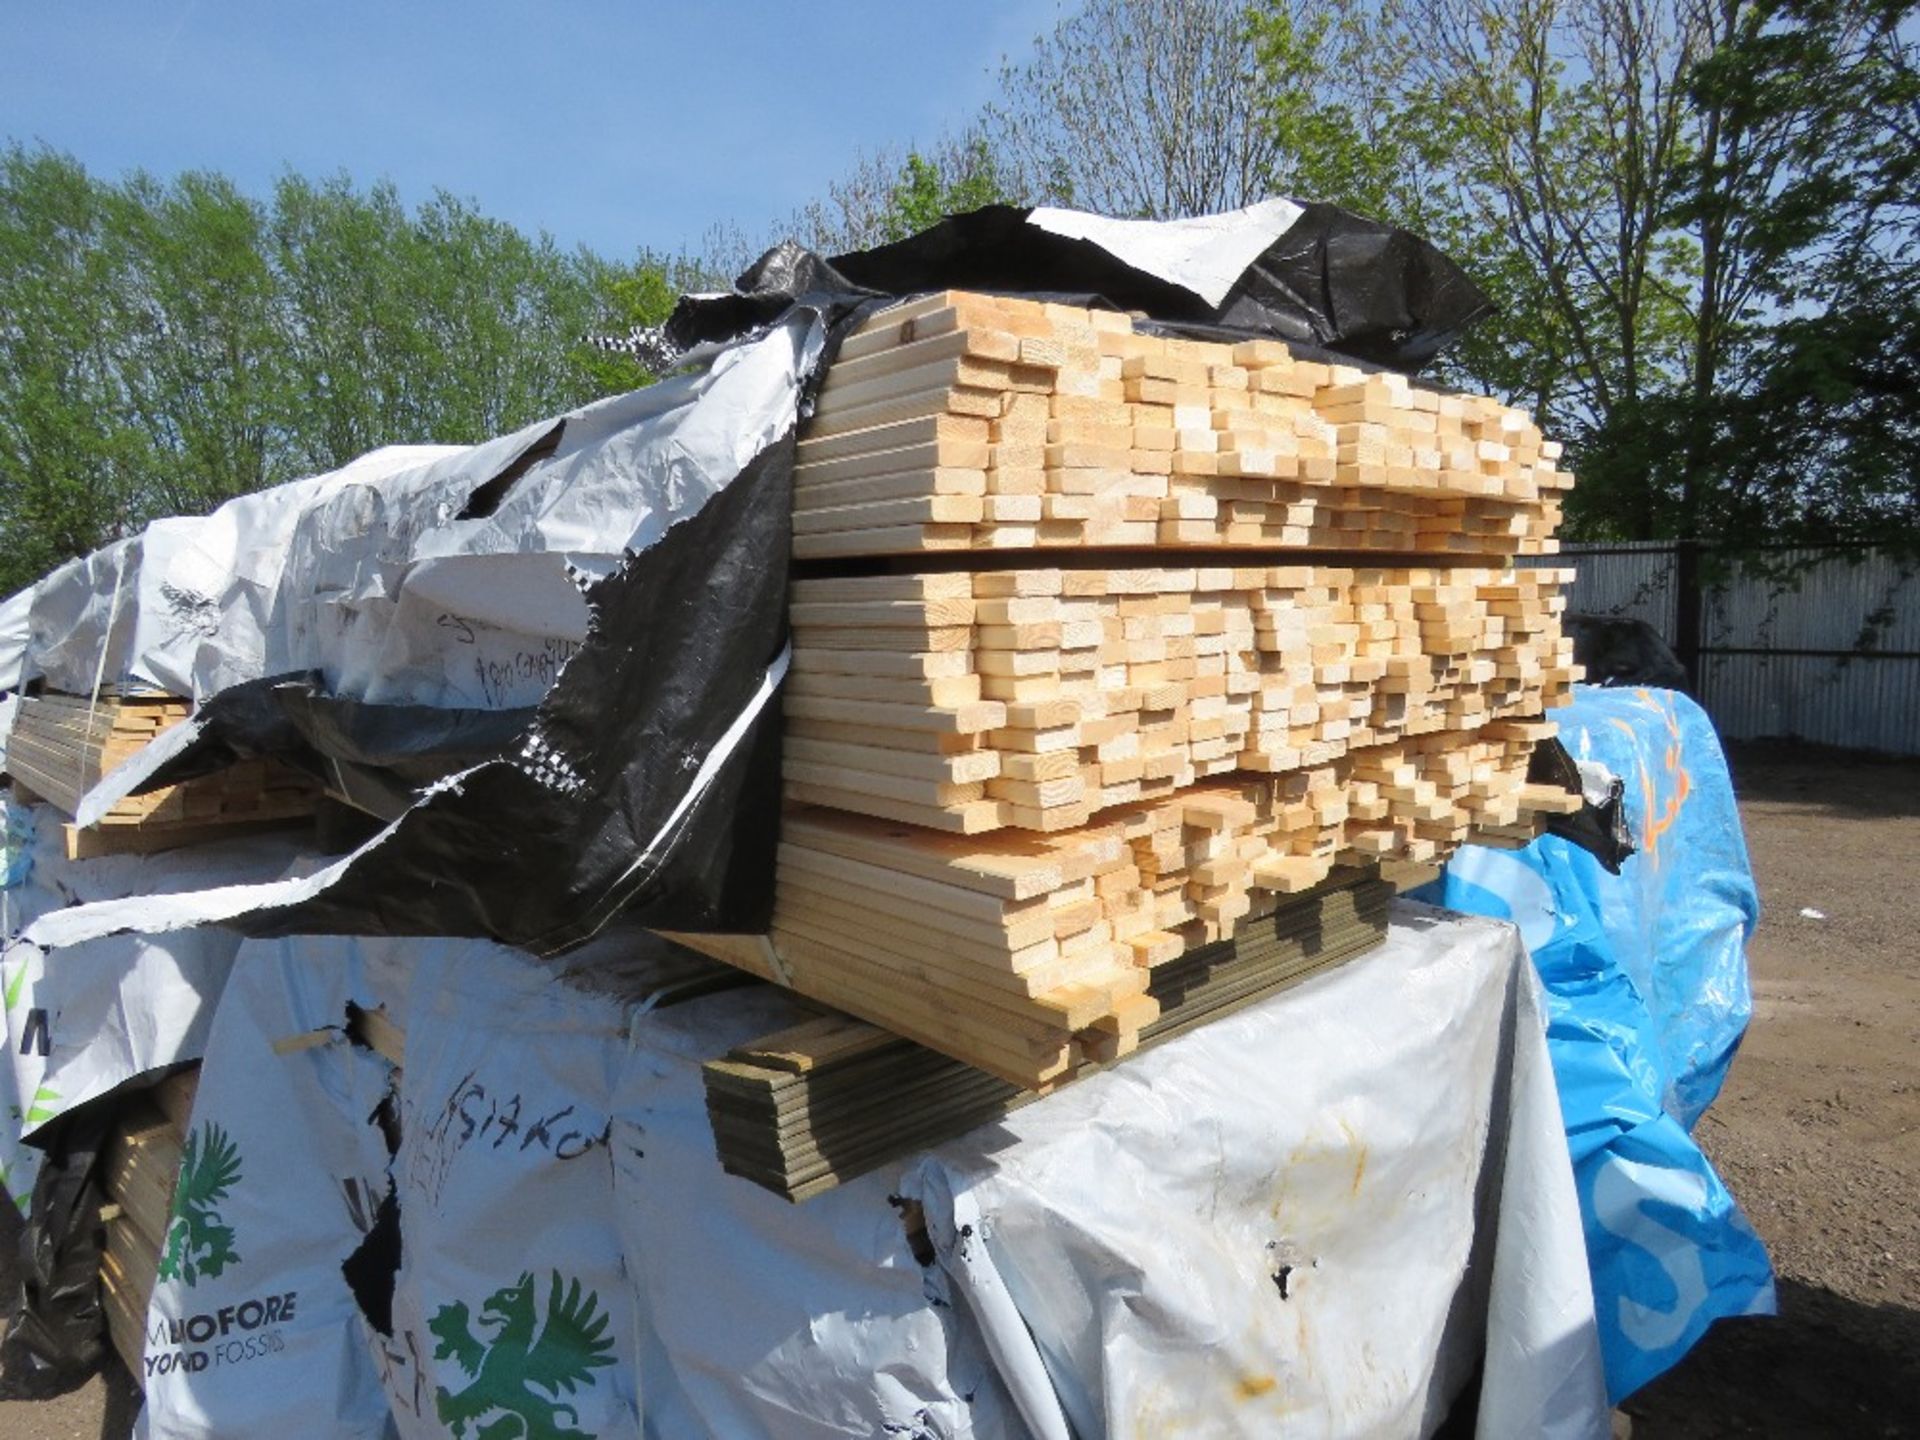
[428,1271,616,1440]
[157,1123,242,1287]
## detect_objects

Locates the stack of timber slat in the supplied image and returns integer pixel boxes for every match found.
[5,693,317,858]
[796,291,1570,559]
[668,289,1584,1091]
[704,870,1393,1202]
[100,1070,198,1378]
[787,565,1571,833]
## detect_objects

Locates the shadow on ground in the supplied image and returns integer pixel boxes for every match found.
[1625,1258,1920,1436]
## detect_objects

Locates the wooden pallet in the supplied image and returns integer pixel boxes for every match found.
[793,292,1570,560]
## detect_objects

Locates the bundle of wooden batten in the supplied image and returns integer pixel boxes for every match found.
[787,562,1571,835]
[666,289,1584,1091]
[795,290,1570,559]
[5,692,318,858]
[98,1071,199,1378]
[705,869,1395,1201]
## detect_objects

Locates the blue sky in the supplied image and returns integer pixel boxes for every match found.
[0,1,1064,260]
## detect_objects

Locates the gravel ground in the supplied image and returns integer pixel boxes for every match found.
[1623,745,1920,1438]
[0,743,1912,1438]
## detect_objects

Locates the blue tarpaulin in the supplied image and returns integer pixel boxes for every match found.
[1417,685,1776,1400]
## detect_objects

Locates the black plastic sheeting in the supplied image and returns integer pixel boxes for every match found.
[220,432,797,950]
[0,1107,110,1399]
[1529,736,1635,875]
[668,204,1491,372]
[142,428,798,948]
[818,202,1489,371]
[1564,615,1691,691]
[664,240,875,355]
[58,201,1494,955]
[130,673,535,822]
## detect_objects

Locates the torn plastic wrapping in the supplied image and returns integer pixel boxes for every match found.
[133,911,1596,1437]
[1,809,315,1156]
[0,808,311,1392]
[4,449,456,703]
[13,315,825,951]
[137,939,398,1439]
[624,907,1605,1438]
[0,1104,111,1399]
[24,444,799,952]
[610,982,1021,1439]
[383,938,643,1439]
[1417,686,1775,1400]
[73,674,532,829]
[899,908,1606,1440]
[813,200,1491,371]
[1528,737,1635,875]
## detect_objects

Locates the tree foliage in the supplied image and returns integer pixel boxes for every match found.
[1677,0,1919,548]
[0,147,687,595]
[0,148,146,589]
[1248,0,1919,549]
[783,133,1018,255]
[986,0,1281,218]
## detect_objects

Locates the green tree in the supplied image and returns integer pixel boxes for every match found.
[1250,0,1917,551]
[267,173,428,469]
[268,175,608,465]
[0,147,145,595]
[0,155,679,597]
[881,139,1014,241]
[787,131,1020,255]
[104,169,290,520]
[1671,0,1918,549]
[987,0,1281,218]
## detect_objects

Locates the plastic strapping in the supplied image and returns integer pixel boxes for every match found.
[77,558,128,798]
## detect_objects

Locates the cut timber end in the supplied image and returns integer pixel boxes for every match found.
[791,293,1571,563]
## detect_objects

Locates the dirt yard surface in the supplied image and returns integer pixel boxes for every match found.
[0,745,1911,1439]
[1623,744,1920,1438]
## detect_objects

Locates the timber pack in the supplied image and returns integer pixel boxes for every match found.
[662,289,1585,1174]
[6,693,318,858]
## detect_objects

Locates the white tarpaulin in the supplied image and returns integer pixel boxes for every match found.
[382,937,640,1440]
[0,802,314,1208]
[137,937,398,1439]
[18,906,1605,1436]
[0,315,821,712]
[121,906,1605,1437]
[900,906,1607,1440]
[622,905,1606,1440]
[1028,197,1306,307]
[610,980,1022,1438]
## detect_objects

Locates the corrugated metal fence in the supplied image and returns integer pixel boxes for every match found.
[1530,542,1920,755]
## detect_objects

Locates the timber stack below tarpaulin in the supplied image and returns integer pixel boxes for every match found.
[663,289,1584,1095]
[4,691,319,859]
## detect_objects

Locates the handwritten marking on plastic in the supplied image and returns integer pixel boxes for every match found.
[412,1069,607,1206]
[473,638,582,709]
